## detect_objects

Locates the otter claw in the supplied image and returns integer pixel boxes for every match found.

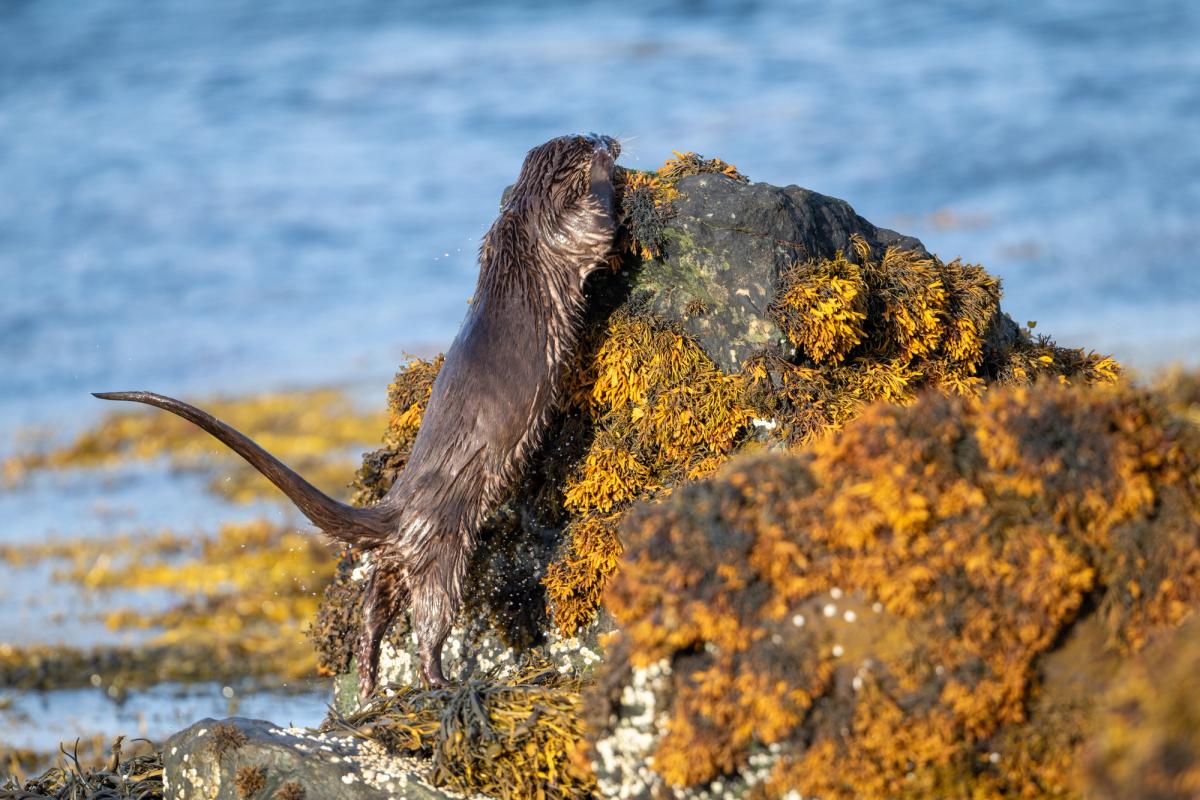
[422,661,449,689]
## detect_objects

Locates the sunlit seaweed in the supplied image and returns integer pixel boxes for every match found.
[656,150,749,184]
[325,665,593,800]
[1,520,337,688]
[544,312,758,635]
[285,149,1135,799]
[761,234,1121,441]
[544,235,1117,636]
[89,520,338,682]
[616,170,677,261]
[603,381,1200,796]
[2,388,384,504]
[0,641,271,693]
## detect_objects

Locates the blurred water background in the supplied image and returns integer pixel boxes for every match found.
[1,0,1198,752]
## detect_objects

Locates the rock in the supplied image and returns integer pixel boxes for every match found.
[318,172,1007,703]
[1082,614,1200,800]
[304,152,1121,798]
[595,381,1200,799]
[636,174,931,371]
[163,718,460,800]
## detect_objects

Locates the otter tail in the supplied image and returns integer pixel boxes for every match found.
[93,391,394,548]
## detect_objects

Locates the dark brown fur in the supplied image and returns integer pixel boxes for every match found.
[94,134,620,701]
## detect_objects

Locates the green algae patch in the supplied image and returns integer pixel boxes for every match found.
[2,388,385,504]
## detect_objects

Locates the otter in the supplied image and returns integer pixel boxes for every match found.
[95,133,621,701]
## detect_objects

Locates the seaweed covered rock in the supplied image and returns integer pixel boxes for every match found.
[1083,614,1200,799]
[306,151,1124,797]
[594,382,1200,798]
[624,171,932,373]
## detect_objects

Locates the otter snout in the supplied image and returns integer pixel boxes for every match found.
[591,146,615,175]
[586,133,620,162]
[589,135,619,185]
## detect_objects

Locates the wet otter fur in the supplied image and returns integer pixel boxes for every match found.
[95,133,621,701]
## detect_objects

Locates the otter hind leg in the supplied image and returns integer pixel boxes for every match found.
[356,553,408,704]
[410,580,454,689]
[408,543,469,689]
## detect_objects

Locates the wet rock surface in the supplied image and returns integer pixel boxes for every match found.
[163,717,466,800]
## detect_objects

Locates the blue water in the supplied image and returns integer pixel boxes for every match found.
[2,0,1199,439]
[1,0,1198,747]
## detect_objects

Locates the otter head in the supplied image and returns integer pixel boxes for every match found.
[485,133,621,282]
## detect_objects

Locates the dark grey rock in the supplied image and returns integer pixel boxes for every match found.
[635,173,929,372]
[163,717,459,800]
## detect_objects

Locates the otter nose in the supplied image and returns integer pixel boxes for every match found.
[587,133,620,160]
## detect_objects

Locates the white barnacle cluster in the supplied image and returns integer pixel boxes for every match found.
[684,741,782,800]
[377,637,417,686]
[371,616,607,702]
[168,727,221,800]
[592,658,672,799]
[253,725,493,800]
